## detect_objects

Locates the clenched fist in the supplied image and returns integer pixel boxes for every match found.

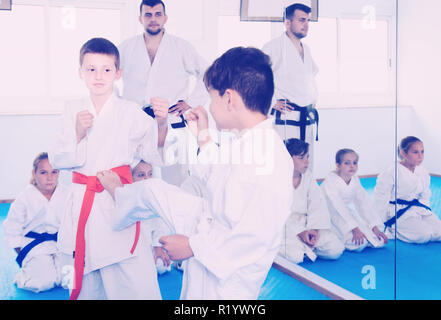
[76,110,94,143]
[151,97,169,127]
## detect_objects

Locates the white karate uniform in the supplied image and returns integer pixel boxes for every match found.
[280,171,344,263]
[48,94,163,299]
[321,171,386,252]
[3,184,68,292]
[145,217,171,253]
[180,175,210,199]
[262,33,319,161]
[142,216,172,274]
[119,32,209,186]
[374,163,441,244]
[112,118,294,300]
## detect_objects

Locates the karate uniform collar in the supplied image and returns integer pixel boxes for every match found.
[235,117,274,141]
[29,184,51,203]
[398,161,421,175]
[86,92,118,118]
[141,29,170,45]
[330,170,355,187]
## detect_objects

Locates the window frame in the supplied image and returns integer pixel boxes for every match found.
[306,13,396,109]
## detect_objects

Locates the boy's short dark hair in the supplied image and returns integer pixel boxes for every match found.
[140,0,166,14]
[285,3,311,21]
[79,37,120,70]
[285,138,309,157]
[204,47,274,116]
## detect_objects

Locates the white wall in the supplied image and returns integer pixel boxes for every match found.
[397,0,441,175]
[0,115,62,200]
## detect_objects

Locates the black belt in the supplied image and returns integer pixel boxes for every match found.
[16,231,58,268]
[384,198,431,229]
[270,101,319,141]
[143,100,187,129]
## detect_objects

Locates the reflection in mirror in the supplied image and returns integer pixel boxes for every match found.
[270,0,441,300]
[395,0,441,300]
[259,0,398,300]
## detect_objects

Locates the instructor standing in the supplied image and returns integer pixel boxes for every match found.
[263,3,319,169]
[119,0,209,185]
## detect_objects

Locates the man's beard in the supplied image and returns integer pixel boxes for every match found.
[293,31,306,39]
[146,27,162,36]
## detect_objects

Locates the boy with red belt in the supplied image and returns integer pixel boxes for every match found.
[48,37,168,300]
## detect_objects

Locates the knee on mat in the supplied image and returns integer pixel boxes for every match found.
[326,244,345,260]
[16,272,58,293]
[429,226,441,242]
[399,230,431,244]
[413,234,431,244]
[345,241,368,252]
[317,242,345,260]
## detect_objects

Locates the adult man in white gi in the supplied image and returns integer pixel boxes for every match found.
[262,3,319,169]
[119,0,209,186]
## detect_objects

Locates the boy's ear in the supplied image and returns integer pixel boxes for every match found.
[223,89,233,111]
[399,149,406,160]
[115,68,123,80]
[78,67,84,80]
[224,89,240,112]
[31,169,36,184]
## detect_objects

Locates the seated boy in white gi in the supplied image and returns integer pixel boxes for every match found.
[3,152,68,292]
[280,139,344,263]
[97,47,294,300]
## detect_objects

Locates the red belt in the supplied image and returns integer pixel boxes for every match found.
[69,165,140,300]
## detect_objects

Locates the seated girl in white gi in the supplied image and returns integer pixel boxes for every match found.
[280,139,344,263]
[3,152,68,292]
[374,136,441,243]
[132,160,172,274]
[321,149,388,252]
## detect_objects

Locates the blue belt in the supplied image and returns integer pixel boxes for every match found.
[270,101,319,142]
[384,198,431,229]
[16,231,58,268]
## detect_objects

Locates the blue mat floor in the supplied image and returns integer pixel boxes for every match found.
[299,176,441,300]
[300,240,441,300]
